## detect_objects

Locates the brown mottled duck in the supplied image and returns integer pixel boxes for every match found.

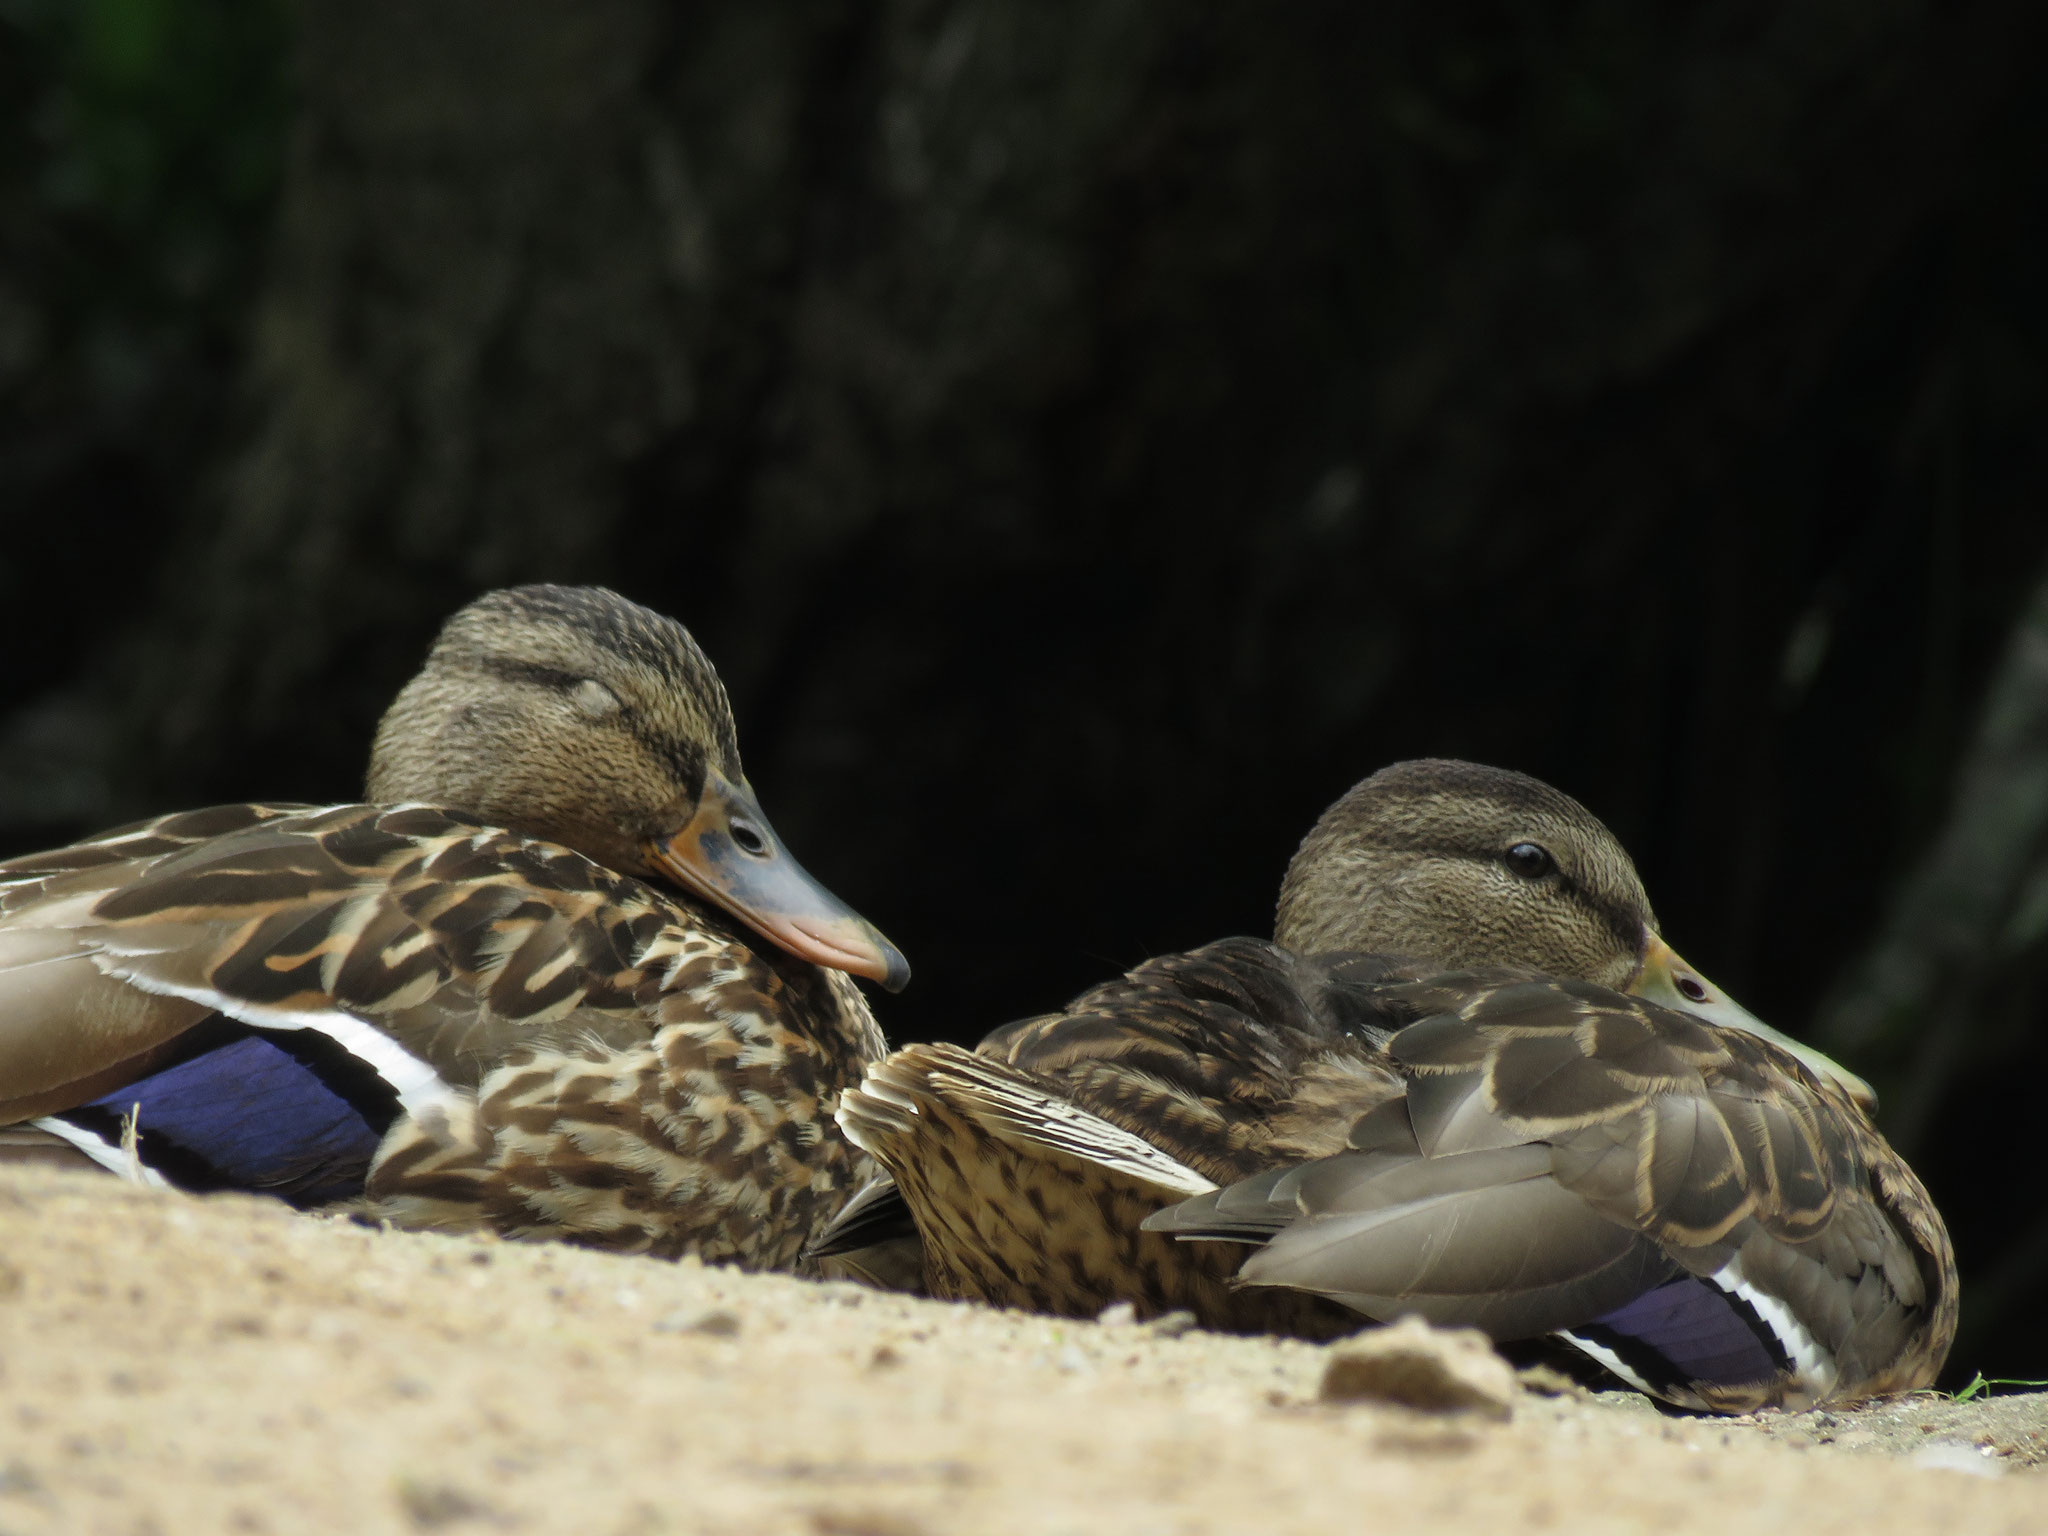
[0,585,906,1269]
[811,760,1953,1412]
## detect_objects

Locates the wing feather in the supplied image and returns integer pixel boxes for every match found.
[1148,971,1955,1408]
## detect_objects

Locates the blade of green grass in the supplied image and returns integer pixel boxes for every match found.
[1952,1372,2048,1403]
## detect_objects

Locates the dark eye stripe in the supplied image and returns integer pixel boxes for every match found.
[476,657,589,692]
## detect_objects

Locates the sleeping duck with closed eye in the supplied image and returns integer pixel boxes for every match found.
[810,760,1953,1412]
[0,584,907,1269]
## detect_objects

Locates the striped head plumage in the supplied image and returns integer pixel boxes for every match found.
[371,585,906,992]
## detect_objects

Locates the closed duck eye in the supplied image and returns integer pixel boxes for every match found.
[1505,841,1554,879]
[569,678,622,720]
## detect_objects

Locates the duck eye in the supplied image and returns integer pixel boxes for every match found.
[730,821,769,857]
[1505,842,1554,879]
[569,679,621,720]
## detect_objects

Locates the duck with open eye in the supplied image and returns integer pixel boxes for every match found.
[0,585,906,1269]
[812,759,1949,1413]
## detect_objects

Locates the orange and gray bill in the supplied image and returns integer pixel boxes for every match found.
[647,769,910,993]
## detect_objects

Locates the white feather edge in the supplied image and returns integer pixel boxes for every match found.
[834,1075,922,1155]
[927,1062,1218,1198]
[835,1052,1217,1199]
[833,1106,881,1157]
[82,952,452,1119]
[1558,1256,1839,1406]
[1555,1331,1661,1397]
[26,1115,173,1189]
[1709,1257,1839,1401]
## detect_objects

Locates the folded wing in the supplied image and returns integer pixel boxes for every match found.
[1145,975,1955,1410]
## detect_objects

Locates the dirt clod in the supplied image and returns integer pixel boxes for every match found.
[1319,1317,1520,1419]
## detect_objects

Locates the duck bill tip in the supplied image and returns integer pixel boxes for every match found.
[768,913,912,993]
[645,790,908,991]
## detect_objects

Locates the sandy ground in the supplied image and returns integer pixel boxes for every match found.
[0,1166,2040,1536]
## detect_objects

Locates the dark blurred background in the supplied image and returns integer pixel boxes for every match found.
[4,0,2046,1380]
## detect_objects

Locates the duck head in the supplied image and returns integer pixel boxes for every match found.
[366,584,909,992]
[1276,758,1872,1110]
